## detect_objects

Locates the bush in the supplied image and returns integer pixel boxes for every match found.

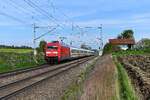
[36,40,47,53]
[145,47,150,52]
[135,38,150,52]
[36,52,46,63]
[103,43,121,55]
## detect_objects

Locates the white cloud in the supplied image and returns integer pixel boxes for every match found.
[133,13,150,19]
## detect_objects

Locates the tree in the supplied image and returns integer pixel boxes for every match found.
[117,30,134,39]
[117,34,123,39]
[36,40,47,53]
[135,38,150,52]
[122,30,134,39]
[117,30,134,49]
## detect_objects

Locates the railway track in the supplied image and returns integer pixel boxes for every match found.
[0,64,49,78]
[0,56,94,100]
[0,57,91,87]
[0,57,90,78]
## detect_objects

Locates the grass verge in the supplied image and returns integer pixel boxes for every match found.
[61,60,97,100]
[0,52,46,72]
[113,55,138,100]
[113,50,150,56]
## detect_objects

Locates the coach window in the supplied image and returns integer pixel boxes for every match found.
[75,50,77,53]
[71,49,74,53]
[78,50,80,53]
[81,50,83,53]
[72,49,77,53]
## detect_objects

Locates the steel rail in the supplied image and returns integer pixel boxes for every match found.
[0,56,94,99]
[0,56,89,78]
[0,64,49,78]
[0,57,89,89]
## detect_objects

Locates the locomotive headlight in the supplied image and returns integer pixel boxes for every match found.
[53,52,58,54]
[46,52,51,54]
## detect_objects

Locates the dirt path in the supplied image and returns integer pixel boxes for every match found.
[80,55,119,100]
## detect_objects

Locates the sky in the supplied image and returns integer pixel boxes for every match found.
[0,0,150,49]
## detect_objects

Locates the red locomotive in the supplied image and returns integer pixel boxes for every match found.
[45,41,94,63]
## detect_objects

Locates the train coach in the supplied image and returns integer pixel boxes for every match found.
[45,41,94,63]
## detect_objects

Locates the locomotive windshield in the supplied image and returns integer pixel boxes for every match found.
[47,46,58,50]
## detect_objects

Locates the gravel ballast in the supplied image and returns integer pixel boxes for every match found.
[7,57,97,100]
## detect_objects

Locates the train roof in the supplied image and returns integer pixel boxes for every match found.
[47,42,70,48]
[71,47,94,52]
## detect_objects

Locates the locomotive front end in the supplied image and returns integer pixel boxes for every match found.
[45,43,60,63]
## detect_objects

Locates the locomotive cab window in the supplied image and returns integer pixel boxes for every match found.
[47,46,58,50]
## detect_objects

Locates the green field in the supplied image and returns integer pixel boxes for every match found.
[0,48,33,53]
[0,48,45,72]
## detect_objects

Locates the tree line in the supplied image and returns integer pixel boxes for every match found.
[0,45,32,49]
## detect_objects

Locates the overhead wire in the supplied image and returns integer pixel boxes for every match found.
[46,0,80,33]
[47,0,87,34]
[24,0,60,24]
[23,0,53,21]
[0,12,31,25]
[0,0,49,27]
[46,1,87,43]
[24,0,69,31]
[1,0,97,47]
[9,0,59,28]
[0,0,76,46]
[46,0,99,47]
[46,1,83,42]
[8,0,43,23]
[33,0,74,33]
[25,0,80,34]
[47,0,72,25]
[35,25,59,40]
[42,0,73,27]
